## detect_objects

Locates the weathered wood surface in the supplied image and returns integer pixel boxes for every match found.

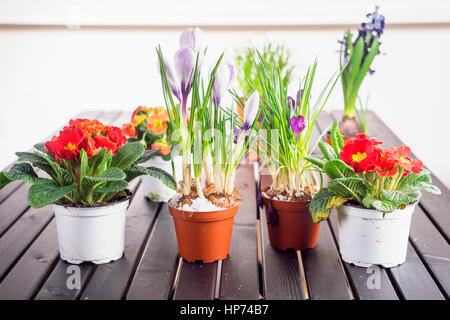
[0,110,448,300]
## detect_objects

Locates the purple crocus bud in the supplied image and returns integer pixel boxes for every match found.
[211,62,235,106]
[158,56,181,102]
[287,96,295,111]
[179,27,204,52]
[179,27,204,69]
[290,115,306,140]
[243,91,260,128]
[174,47,196,115]
[267,200,278,226]
[296,89,303,105]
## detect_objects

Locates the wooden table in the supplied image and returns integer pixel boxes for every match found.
[0,110,448,300]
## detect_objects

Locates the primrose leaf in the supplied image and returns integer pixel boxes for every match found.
[381,186,421,205]
[308,188,347,223]
[327,177,371,202]
[323,159,355,179]
[330,121,344,154]
[1,162,51,188]
[413,182,441,195]
[318,141,339,161]
[111,143,145,171]
[95,180,128,194]
[124,165,176,190]
[305,156,326,170]
[134,149,161,165]
[28,182,77,208]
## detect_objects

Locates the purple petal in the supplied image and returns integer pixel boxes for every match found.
[243,91,260,127]
[267,200,278,226]
[211,61,232,106]
[174,48,196,96]
[179,27,204,52]
[287,96,295,111]
[158,56,181,102]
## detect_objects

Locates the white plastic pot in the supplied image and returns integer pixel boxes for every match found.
[337,203,415,268]
[53,197,130,264]
[141,155,183,202]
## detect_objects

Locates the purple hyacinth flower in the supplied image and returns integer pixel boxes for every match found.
[290,115,306,140]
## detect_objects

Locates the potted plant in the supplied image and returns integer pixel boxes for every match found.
[255,52,341,251]
[156,27,260,263]
[308,123,441,267]
[122,106,181,202]
[329,6,385,141]
[0,118,176,264]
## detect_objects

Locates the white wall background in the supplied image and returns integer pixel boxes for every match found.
[0,0,449,188]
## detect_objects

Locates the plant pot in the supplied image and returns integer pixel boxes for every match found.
[168,201,239,263]
[262,190,320,251]
[336,203,415,268]
[142,155,182,202]
[53,196,130,264]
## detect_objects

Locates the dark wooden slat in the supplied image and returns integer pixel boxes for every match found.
[219,164,260,300]
[79,184,160,300]
[173,260,218,300]
[301,220,353,300]
[0,183,30,236]
[0,206,54,281]
[35,179,140,300]
[0,221,59,299]
[260,205,305,300]
[34,260,96,300]
[388,243,445,300]
[258,169,306,300]
[328,212,399,300]
[125,204,179,300]
[409,205,450,298]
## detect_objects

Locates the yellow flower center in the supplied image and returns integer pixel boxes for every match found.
[132,114,147,126]
[399,156,410,164]
[352,152,367,162]
[153,118,163,128]
[65,142,77,151]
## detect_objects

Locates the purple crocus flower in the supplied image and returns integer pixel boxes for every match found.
[243,91,260,128]
[179,27,205,69]
[158,56,181,102]
[290,115,306,140]
[211,61,235,106]
[287,96,295,111]
[174,47,196,115]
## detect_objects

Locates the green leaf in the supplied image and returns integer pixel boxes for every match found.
[111,143,145,170]
[80,149,89,177]
[16,151,55,178]
[80,168,126,204]
[323,159,355,179]
[304,156,326,169]
[318,141,339,161]
[36,151,72,186]
[95,180,128,194]
[327,177,371,202]
[33,143,47,154]
[413,182,441,195]
[381,186,421,205]
[134,149,161,165]
[1,163,51,188]
[330,121,344,154]
[124,165,176,190]
[28,182,77,208]
[399,169,432,188]
[309,188,347,223]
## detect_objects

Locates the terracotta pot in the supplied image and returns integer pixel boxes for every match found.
[168,202,239,263]
[262,189,320,250]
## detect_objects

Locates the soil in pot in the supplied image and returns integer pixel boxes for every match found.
[261,186,320,251]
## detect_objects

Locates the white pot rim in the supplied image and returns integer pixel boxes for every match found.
[339,201,417,220]
[53,195,131,217]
